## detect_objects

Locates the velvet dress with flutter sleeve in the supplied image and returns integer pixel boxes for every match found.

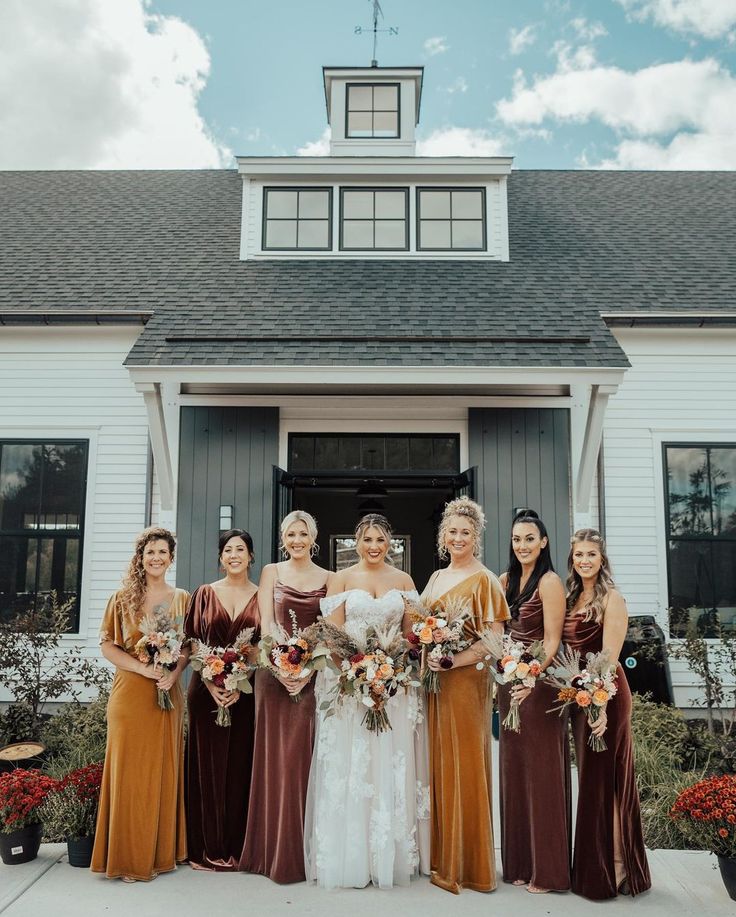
[184,584,259,870]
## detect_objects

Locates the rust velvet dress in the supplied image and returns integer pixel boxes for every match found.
[563,611,652,899]
[498,589,571,890]
[184,585,259,870]
[240,580,327,882]
[423,569,510,894]
[91,588,189,881]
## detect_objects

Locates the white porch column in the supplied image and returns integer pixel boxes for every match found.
[572,383,618,525]
[135,382,174,512]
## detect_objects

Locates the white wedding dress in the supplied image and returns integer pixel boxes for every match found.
[304,588,430,889]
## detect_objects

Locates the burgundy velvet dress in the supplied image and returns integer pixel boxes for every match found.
[240,580,326,883]
[563,610,652,900]
[498,589,571,891]
[184,584,259,870]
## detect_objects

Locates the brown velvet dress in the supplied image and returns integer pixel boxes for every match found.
[563,611,652,900]
[240,580,327,883]
[184,585,259,870]
[92,588,189,881]
[498,589,571,890]
[423,569,510,894]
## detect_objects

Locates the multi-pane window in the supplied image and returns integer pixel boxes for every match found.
[0,441,88,629]
[262,188,332,250]
[417,188,486,250]
[289,434,460,474]
[340,188,408,250]
[664,444,736,637]
[346,83,399,138]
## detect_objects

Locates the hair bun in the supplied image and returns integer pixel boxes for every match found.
[513,507,540,523]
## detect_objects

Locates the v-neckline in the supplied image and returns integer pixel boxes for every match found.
[209,584,256,623]
[426,569,484,604]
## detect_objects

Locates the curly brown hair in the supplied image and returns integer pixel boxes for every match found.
[437,496,486,559]
[118,526,176,620]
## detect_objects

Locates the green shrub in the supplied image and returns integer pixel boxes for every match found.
[41,689,109,777]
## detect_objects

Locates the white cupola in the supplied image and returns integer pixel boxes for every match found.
[322,65,423,156]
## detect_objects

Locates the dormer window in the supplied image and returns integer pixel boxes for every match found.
[417,188,486,251]
[340,188,408,250]
[263,187,332,250]
[346,83,400,139]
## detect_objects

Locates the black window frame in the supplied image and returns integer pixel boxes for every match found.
[345,82,401,140]
[662,441,736,637]
[416,186,488,252]
[288,433,461,474]
[339,186,410,252]
[0,438,89,632]
[261,186,333,252]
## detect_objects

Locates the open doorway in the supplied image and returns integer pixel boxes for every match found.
[273,432,473,590]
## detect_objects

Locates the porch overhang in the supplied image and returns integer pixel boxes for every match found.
[128,363,626,515]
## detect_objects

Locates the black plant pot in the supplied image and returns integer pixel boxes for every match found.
[67,834,95,868]
[718,855,736,902]
[0,822,42,865]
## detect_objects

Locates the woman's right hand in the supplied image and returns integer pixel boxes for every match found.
[138,661,162,680]
[204,679,232,707]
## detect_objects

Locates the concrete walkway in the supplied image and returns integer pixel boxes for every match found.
[1,844,733,916]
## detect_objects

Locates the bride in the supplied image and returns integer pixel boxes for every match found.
[304,513,430,889]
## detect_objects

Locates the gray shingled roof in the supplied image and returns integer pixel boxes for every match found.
[1,169,734,367]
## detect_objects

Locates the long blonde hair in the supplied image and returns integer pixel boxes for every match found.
[118,526,176,618]
[565,528,615,623]
[437,496,486,559]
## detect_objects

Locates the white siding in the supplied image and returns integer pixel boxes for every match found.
[0,327,152,663]
[603,328,736,706]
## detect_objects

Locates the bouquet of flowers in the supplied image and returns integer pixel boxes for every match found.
[189,627,256,726]
[670,774,736,858]
[405,596,472,693]
[0,768,57,831]
[320,620,420,734]
[258,611,329,703]
[38,762,103,841]
[546,646,618,751]
[476,630,546,732]
[134,607,184,710]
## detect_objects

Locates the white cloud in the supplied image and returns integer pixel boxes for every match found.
[424,36,448,56]
[570,17,607,41]
[0,0,230,169]
[416,127,507,156]
[442,76,468,94]
[296,128,330,156]
[497,54,736,167]
[509,25,537,55]
[615,0,736,40]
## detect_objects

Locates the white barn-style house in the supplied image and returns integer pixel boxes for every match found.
[1,62,734,707]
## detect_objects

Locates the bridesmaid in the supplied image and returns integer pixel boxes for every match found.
[564,528,652,899]
[498,509,570,893]
[92,526,189,882]
[240,510,330,883]
[422,496,510,894]
[184,528,259,870]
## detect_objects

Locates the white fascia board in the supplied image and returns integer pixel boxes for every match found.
[237,156,513,179]
[134,382,174,512]
[128,364,626,388]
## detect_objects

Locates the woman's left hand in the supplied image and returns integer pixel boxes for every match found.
[427,655,450,672]
[287,673,312,696]
[589,707,608,737]
[221,689,241,708]
[157,669,178,691]
[510,684,532,705]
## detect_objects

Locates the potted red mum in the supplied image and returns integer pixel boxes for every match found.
[671,774,736,901]
[38,762,103,867]
[0,768,57,864]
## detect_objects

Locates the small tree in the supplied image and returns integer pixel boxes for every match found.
[0,593,110,745]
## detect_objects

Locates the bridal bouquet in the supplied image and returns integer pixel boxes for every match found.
[476,630,546,733]
[546,646,618,751]
[405,596,472,693]
[134,608,185,710]
[189,627,257,726]
[320,620,420,734]
[258,611,329,703]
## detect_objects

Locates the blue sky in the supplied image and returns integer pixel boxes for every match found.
[1,0,735,169]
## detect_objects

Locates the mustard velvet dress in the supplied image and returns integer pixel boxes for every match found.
[91,588,189,881]
[423,570,510,893]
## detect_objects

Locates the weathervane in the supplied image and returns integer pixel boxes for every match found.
[355,0,397,67]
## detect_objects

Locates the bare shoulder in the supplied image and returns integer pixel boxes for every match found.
[395,570,416,592]
[258,563,278,584]
[539,569,564,593]
[605,588,628,618]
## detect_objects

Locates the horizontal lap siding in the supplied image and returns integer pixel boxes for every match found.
[605,330,736,703]
[0,328,149,663]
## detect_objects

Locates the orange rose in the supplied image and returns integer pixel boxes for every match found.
[576,690,592,708]
[592,688,609,707]
[425,617,437,628]
[207,657,225,675]
[515,662,530,678]
[529,661,541,677]
[558,687,577,702]
[500,654,515,668]
[419,626,434,644]
[378,663,394,678]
